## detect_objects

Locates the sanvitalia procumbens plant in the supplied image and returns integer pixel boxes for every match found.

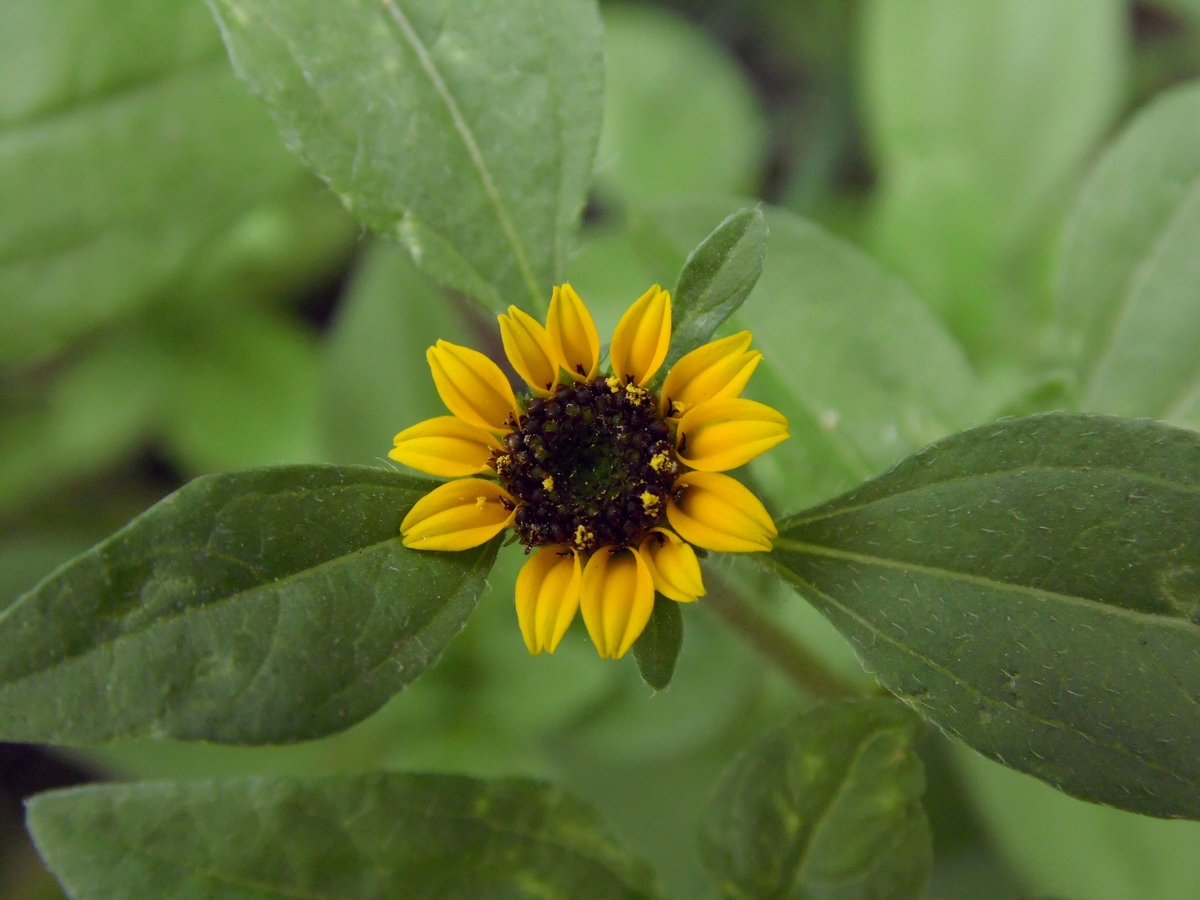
[394,284,786,659]
[8,1,1200,897]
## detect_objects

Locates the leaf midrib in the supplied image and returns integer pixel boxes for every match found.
[787,725,913,898]
[379,0,542,309]
[775,564,1200,790]
[772,538,1200,631]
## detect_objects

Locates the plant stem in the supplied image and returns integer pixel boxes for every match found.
[703,570,869,701]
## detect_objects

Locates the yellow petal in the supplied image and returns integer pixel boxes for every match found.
[499,306,559,397]
[515,546,581,654]
[610,285,671,386]
[401,478,515,550]
[676,397,790,472]
[666,472,776,553]
[389,416,503,477]
[660,331,762,416]
[639,528,705,603]
[580,546,656,659]
[547,284,600,382]
[427,340,518,431]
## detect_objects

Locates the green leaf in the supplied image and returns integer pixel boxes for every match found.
[599,4,766,201]
[699,698,932,900]
[0,0,312,365]
[209,0,604,314]
[768,413,1200,819]
[632,595,683,692]
[321,241,471,466]
[0,465,497,745]
[666,207,768,370]
[1059,82,1200,424]
[27,773,665,900]
[862,0,1126,353]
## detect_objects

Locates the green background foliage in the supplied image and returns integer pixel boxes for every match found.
[6,0,1200,898]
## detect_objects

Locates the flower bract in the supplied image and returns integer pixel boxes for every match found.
[391,284,789,659]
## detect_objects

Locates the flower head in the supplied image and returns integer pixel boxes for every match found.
[391,285,788,659]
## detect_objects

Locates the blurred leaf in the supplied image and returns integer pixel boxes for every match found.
[27,773,665,900]
[182,181,358,311]
[566,224,662,338]
[632,596,683,692]
[699,698,932,900]
[631,197,983,511]
[770,413,1200,819]
[0,331,166,517]
[1059,81,1200,425]
[321,241,471,466]
[0,465,497,745]
[957,745,1200,900]
[599,5,767,201]
[210,0,604,314]
[563,602,765,764]
[157,307,322,473]
[0,0,313,365]
[862,0,1127,354]
[665,206,768,371]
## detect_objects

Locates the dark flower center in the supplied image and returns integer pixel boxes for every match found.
[494,378,680,552]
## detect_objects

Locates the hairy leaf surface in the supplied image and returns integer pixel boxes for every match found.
[0,466,497,745]
[770,414,1200,819]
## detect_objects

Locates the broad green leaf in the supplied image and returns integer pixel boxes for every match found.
[957,745,1200,900]
[665,207,768,370]
[699,698,932,900]
[1058,82,1200,425]
[599,4,766,201]
[632,595,683,692]
[157,307,323,473]
[27,773,665,900]
[209,0,604,314]
[862,0,1126,353]
[0,465,497,745]
[321,241,471,466]
[768,413,1200,819]
[0,0,313,365]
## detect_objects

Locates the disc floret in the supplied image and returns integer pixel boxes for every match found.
[495,378,680,553]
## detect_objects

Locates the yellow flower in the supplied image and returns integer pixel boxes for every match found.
[393,284,789,659]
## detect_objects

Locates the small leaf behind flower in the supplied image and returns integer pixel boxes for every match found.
[699,698,932,900]
[632,595,684,691]
[27,773,666,900]
[666,206,768,369]
[0,466,497,745]
[769,413,1200,820]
